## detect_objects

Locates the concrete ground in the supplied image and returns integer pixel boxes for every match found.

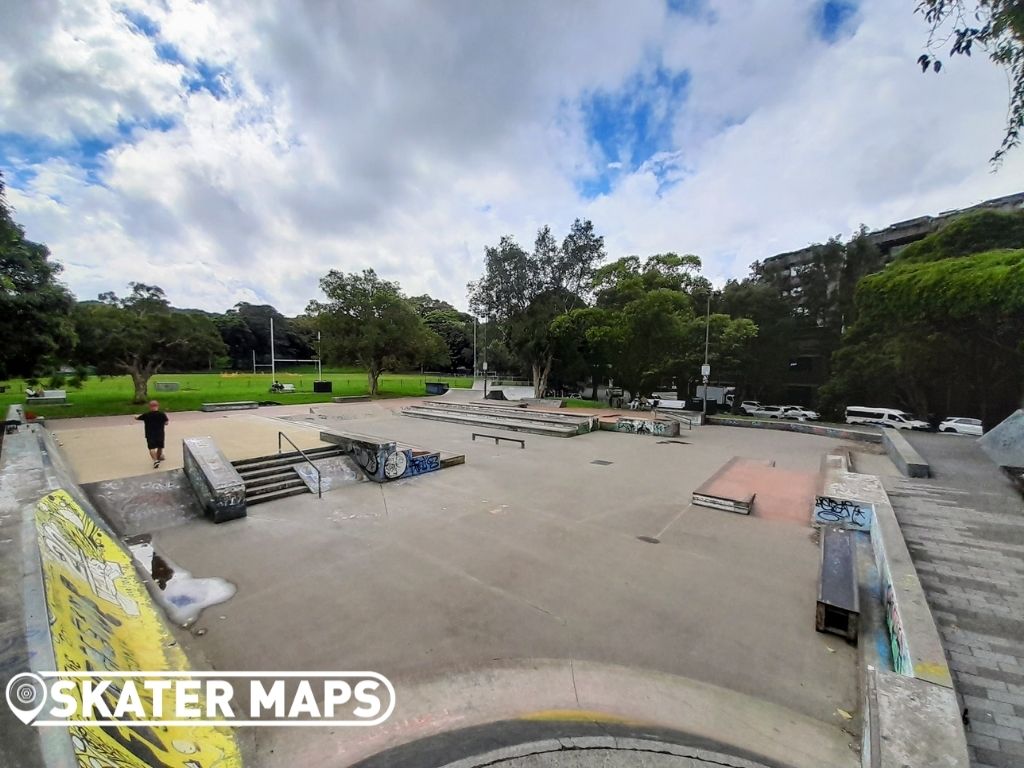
[59,403,860,767]
[862,433,1024,768]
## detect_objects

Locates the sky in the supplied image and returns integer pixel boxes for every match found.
[1,0,1022,315]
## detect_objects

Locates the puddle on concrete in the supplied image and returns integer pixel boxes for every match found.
[125,534,236,627]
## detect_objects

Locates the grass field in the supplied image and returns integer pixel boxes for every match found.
[562,398,603,409]
[0,369,472,419]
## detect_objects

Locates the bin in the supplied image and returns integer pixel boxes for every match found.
[313,380,333,393]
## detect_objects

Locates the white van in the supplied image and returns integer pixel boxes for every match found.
[845,406,929,430]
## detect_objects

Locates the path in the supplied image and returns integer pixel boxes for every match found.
[880,433,1024,768]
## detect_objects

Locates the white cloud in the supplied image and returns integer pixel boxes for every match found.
[2,0,1022,315]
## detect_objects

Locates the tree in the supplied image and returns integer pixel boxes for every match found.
[308,269,444,395]
[422,309,473,371]
[0,172,76,378]
[916,0,1024,164]
[469,219,606,396]
[824,219,1024,426]
[719,278,796,402]
[74,284,227,402]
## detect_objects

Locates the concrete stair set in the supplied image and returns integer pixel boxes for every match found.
[232,444,346,506]
[401,400,597,437]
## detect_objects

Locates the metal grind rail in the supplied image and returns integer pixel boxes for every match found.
[277,431,322,499]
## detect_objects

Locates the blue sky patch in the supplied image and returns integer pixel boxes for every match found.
[0,117,176,189]
[816,0,858,42]
[577,64,690,198]
[121,9,160,38]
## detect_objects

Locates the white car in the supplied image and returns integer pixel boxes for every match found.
[781,406,820,421]
[739,400,761,415]
[938,417,983,436]
[751,405,787,419]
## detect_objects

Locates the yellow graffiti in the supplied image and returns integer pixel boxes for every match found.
[34,490,241,768]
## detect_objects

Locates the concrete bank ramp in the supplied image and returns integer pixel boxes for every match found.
[487,385,536,401]
[436,387,484,402]
[978,407,1024,469]
[84,469,205,538]
[691,457,817,523]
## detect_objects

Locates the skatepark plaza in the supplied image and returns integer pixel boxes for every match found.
[2,387,1008,768]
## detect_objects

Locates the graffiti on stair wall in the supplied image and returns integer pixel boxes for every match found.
[813,496,873,531]
[614,418,678,437]
[339,435,443,483]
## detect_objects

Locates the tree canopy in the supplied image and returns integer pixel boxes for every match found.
[469,219,606,396]
[822,209,1024,425]
[0,173,76,378]
[74,284,227,402]
[916,0,1024,164]
[308,269,446,395]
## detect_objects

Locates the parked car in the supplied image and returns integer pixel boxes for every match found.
[845,406,929,430]
[739,400,761,415]
[751,405,787,418]
[938,417,983,436]
[781,406,820,421]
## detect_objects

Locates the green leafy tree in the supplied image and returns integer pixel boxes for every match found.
[825,226,1024,425]
[74,284,227,402]
[309,269,444,395]
[916,0,1024,163]
[422,308,474,372]
[0,173,76,378]
[469,219,605,396]
[719,278,796,402]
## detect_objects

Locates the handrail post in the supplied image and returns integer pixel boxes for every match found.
[277,431,322,501]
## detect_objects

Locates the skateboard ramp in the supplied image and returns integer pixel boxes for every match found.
[83,469,205,537]
[692,457,818,523]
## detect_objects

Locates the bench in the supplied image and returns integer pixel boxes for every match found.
[472,432,525,448]
[26,389,67,405]
[200,401,259,412]
[270,383,296,393]
[653,398,687,410]
[154,381,180,392]
[816,526,859,641]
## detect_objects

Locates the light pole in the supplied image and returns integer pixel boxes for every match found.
[701,292,711,418]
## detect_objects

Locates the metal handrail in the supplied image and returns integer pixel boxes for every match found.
[277,432,322,499]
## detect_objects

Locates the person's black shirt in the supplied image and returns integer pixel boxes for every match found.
[137,411,168,438]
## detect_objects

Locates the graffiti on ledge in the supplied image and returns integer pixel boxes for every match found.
[813,495,873,531]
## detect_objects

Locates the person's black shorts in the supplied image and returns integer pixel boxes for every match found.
[146,435,165,450]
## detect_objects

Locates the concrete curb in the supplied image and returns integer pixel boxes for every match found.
[881,430,930,478]
[708,416,882,443]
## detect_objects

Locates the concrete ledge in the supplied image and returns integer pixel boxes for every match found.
[600,417,680,437]
[708,416,882,443]
[4,403,25,432]
[182,436,246,522]
[331,395,371,403]
[881,429,930,477]
[319,430,447,482]
[200,400,258,412]
[862,668,969,768]
[870,491,951,686]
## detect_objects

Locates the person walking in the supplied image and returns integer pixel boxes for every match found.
[136,400,169,468]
